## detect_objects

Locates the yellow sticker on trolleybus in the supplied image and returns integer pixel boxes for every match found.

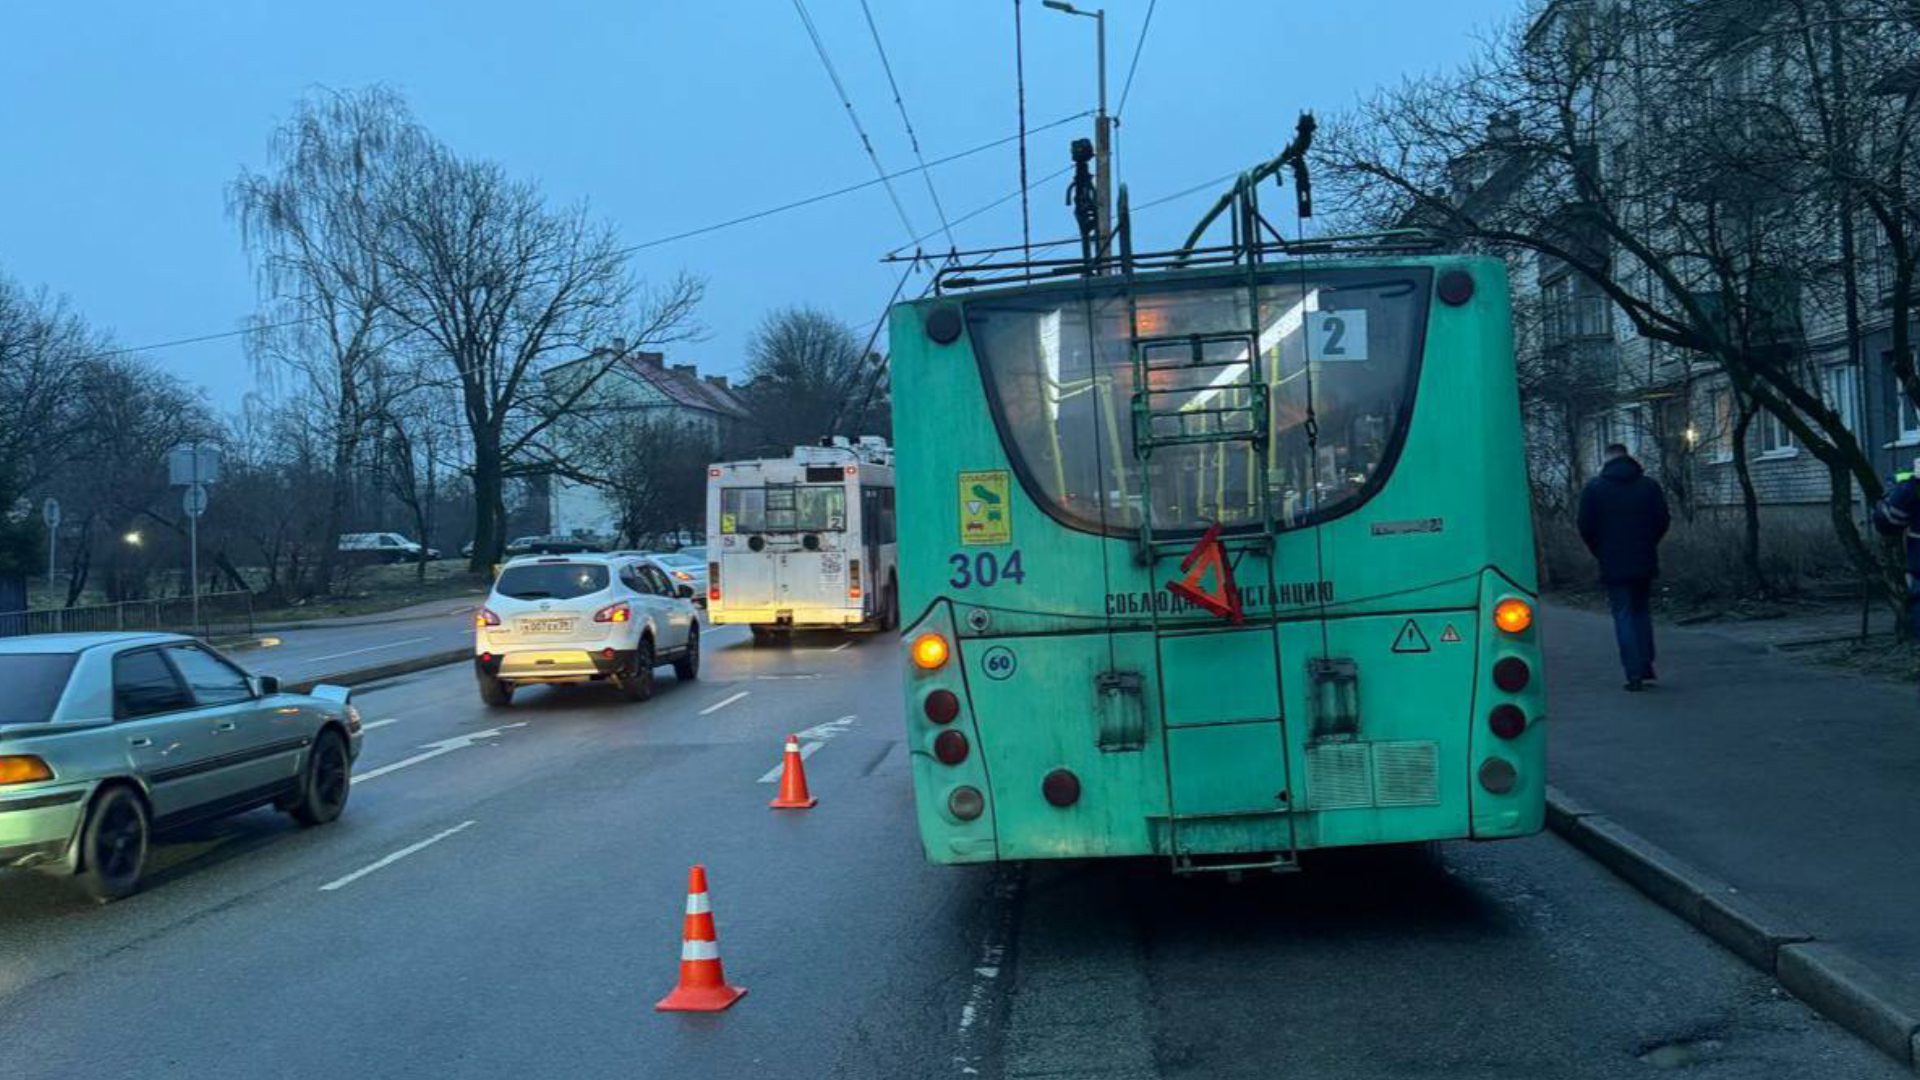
[958,470,1011,545]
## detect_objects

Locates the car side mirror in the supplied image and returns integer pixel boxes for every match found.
[255,675,280,697]
[677,584,695,599]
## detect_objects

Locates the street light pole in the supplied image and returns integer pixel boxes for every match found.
[1044,1,1112,259]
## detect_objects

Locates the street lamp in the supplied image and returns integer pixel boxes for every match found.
[1042,0,1110,258]
[123,530,142,546]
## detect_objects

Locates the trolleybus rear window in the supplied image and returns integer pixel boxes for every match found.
[967,269,1430,537]
[720,485,848,533]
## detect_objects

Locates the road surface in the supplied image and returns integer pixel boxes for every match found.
[0,626,1898,1078]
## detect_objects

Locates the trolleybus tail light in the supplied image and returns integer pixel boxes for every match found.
[912,632,950,670]
[0,755,53,785]
[1488,704,1527,739]
[1493,598,1534,634]
[1042,769,1082,807]
[948,786,985,821]
[1478,757,1518,794]
[1492,657,1531,693]
[849,558,863,601]
[934,729,970,765]
[708,563,720,602]
[477,607,501,628]
[924,689,961,724]
[593,601,631,623]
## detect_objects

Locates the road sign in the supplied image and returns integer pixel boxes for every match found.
[182,484,209,518]
[41,497,60,528]
[168,444,222,486]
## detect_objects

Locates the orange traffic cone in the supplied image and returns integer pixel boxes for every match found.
[768,734,818,810]
[655,864,747,1012]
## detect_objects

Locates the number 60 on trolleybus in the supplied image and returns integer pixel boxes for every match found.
[888,192,1545,872]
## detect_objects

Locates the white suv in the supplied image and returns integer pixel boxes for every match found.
[473,555,700,706]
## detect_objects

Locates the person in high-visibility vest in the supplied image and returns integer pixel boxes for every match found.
[1871,462,1920,640]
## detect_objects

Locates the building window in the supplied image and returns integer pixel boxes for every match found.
[1704,386,1734,463]
[1825,365,1860,436]
[1899,390,1920,445]
[1755,408,1796,458]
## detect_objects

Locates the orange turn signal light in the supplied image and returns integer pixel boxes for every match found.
[0,755,54,786]
[911,632,950,670]
[1493,598,1534,634]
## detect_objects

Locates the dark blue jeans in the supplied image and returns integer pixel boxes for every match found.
[1606,579,1656,681]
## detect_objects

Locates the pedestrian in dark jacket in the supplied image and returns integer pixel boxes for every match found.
[1577,444,1672,691]
[1871,465,1920,640]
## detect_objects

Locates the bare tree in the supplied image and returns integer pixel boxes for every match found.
[0,274,102,582]
[1319,0,1906,613]
[742,306,887,449]
[231,86,427,596]
[372,386,462,581]
[376,145,703,570]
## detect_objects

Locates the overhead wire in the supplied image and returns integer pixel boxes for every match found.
[790,0,919,242]
[858,0,955,251]
[1115,0,1157,119]
[74,114,1092,364]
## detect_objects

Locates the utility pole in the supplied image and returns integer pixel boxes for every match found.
[1043,1,1111,259]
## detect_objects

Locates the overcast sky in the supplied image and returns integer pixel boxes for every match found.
[0,1,1520,411]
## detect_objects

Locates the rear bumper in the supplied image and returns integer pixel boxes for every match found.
[0,785,89,870]
[475,649,635,683]
[709,606,866,628]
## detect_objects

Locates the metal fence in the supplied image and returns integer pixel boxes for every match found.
[0,590,256,640]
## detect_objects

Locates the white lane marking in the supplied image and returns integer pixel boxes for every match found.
[757,741,824,783]
[299,636,432,665]
[360,718,400,731]
[320,820,476,892]
[797,715,857,740]
[353,723,528,783]
[829,641,851,653]
[699,690,749,716]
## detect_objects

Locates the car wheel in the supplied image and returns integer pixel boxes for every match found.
[621,637,656,701]
[479,672,513,707]
[674,625,701,681]
[75,786,149,904]
[291,729,352,827]
[883,582,900,631]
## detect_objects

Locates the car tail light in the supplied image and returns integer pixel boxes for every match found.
[602,647,616,659]
[924,689,960,724]
[845,465,857,476]
[849,558,863,600]
[594,602,631,623]
[1488,704,1526,739]
[934,729,969,765]
[346,704,363,734]
[948,786,985,821]
[476,607,501,628]
[1492,657,1531,693]
[912,632,950,670]
[1493,598,1533,634]
[709,563,720,603]
[0,755,53,785]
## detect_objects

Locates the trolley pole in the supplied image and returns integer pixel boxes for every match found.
[1043,2,1111,260]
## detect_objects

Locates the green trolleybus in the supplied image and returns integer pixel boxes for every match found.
[889,191,1545,873]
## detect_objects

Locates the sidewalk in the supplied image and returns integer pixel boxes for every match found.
[246,596,481,634]
[1542,602,1920,1058]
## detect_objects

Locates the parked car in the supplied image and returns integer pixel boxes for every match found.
[339,532,439,564]
[473,553,699,706]
[0,633,362,902]
[505,535,603,557]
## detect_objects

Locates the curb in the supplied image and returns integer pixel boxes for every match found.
[286,648,471,695]
[249,602,480,635]
[1545,786,1919,1069]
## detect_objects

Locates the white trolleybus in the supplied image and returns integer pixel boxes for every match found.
[706,437,899,645]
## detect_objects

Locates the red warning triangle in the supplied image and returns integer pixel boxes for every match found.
[1166,523,1242,622]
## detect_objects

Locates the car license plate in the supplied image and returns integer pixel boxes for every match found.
[519,617,575,634]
